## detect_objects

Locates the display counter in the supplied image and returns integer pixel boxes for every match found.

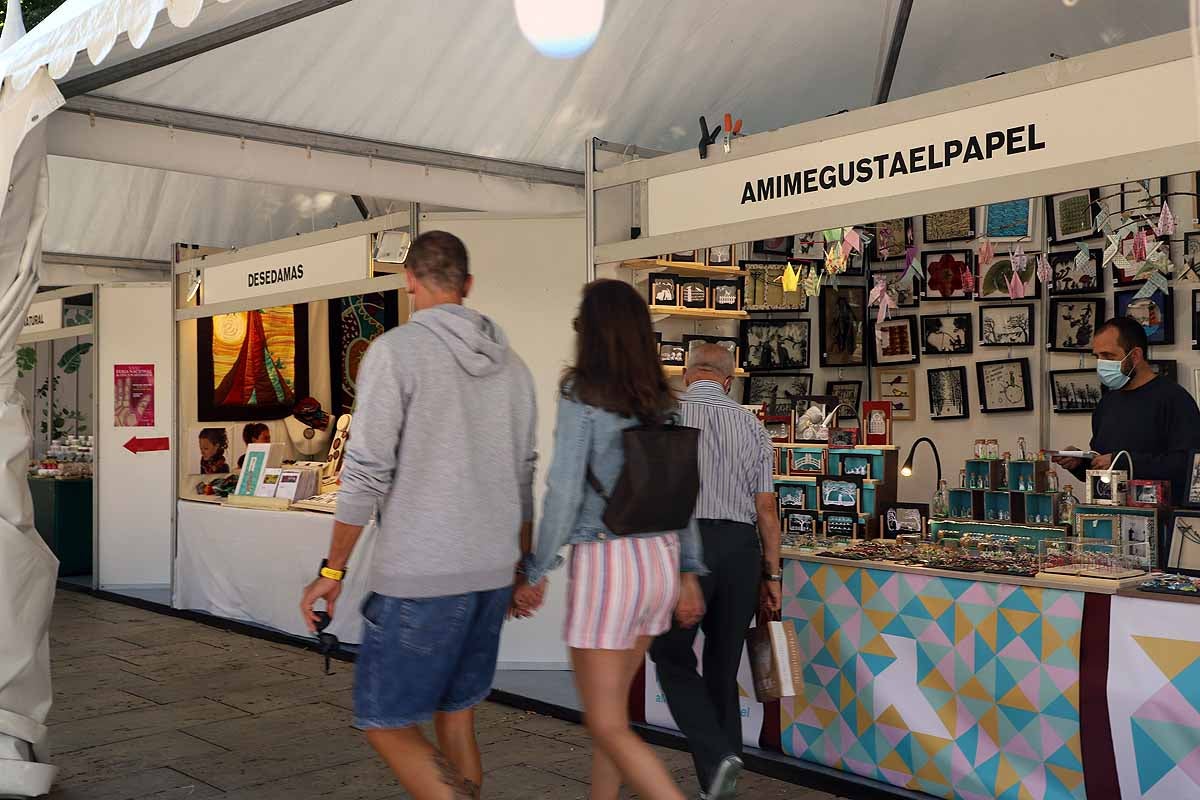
[29,476,92,576]
[174,500,376,644]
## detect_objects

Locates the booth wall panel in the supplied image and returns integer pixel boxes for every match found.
[98,284,175,587]
[426,213,585,669]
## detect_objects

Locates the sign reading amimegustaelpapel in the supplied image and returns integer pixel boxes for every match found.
[647,59,1198,236]
[201,236,370,305]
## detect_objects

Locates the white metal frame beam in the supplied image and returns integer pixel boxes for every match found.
[64,95,585,189]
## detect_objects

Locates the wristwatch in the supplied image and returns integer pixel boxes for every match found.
[763,571,783,583]
[319,559,346,582]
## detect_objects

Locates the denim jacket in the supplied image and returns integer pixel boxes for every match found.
[521,393,706,585]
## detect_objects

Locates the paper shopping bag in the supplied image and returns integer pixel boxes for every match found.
[747,616,801,702]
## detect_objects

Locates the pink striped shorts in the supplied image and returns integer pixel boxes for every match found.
[564,534,680,650]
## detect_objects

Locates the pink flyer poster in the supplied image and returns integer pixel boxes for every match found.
[114,364,155,427]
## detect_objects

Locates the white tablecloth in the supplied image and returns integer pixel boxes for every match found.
[174,501,377,644]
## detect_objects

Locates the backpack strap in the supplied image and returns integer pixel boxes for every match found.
[586,466,611,502]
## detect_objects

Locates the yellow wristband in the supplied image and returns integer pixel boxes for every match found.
[320,566,345,582]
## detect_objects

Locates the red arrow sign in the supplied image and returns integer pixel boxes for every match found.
[123,436,170,454]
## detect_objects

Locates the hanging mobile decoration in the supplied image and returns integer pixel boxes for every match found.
[1036,253,1052,285]
[1094,208,1110,235]
[781,263,800,293]
[1132,229,1148,262]
[1006,268,1025,300]
[801,263,823,297]
[1011,242,1028,273]
[901,245,920,280]
[977,238,995,269]
[825,242,848,275]
[960,259,975,294]
[1157,203,1177,237]
[1102,235,1119,267]
[843,227,862,255]
[869,276,895,341]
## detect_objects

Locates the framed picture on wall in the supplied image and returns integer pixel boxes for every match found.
[1049,369,1104,413]
[873,217,913,261]
[743,372,814,411]
[752,237,795,258]
[659,341,686,367]
[976,357,1034,413]
[1047,298,1104,353]
[825,380,862,419]
[1113,226,1170,286]
[1120,177,1167,214]
[1047,249,1102,296]
[682,334,738,364]
[649,273,678,308]
[980,198,1039,241]
[921,250,974,301]
[740,319,811,371]
[1115,287,1175,346]
[707,244,734,267]
[920,312,972,356]
[927,366,970,420]
[1046,188,1099,243]
[979,304,1035,346]
[922,208,975,243]
[975,251,1040,301]
[197,305,310,422]
[818,285,866,367]
[1185,232,1200,270]
[818,475,863,514]
[664,250,699,263]
[1150,359,1178,384]
[328,292,401,418]
[1193,289,1200,350]
[876,367,916,421]
[742,262,809,312]
[870,315,921,365]
[869,268,921,309]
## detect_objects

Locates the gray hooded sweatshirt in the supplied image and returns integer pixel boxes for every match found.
[335,304,537,598]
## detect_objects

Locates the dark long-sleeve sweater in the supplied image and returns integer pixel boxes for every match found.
[1069,376,1200,501]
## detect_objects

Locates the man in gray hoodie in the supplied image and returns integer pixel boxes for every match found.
[300,230,537,800]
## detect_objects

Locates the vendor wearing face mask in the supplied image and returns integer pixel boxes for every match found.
[1053,316,1200,502]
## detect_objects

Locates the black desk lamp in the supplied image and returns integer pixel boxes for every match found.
[901,437,942,485]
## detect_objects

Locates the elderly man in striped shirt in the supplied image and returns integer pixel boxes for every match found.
[649,343,783,800]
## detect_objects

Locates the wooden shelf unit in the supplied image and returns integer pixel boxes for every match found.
[650,307,749,321]
[624,259,747,278]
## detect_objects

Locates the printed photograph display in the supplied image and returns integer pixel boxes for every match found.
[927,366,969,420]
[1115,287,1175,345]
[819,285,866,367]
[977,357,1034,413]
[871,316,920,365]
[1047,249,1101,295]
[922,208,975,242]
[197,305,309,422]
[741,319,811,370]
[921,250,973,300]
[979,304,1034,346]
[1048,298,1104,352]
[1049,369,1103,413]
[920,313,972,356]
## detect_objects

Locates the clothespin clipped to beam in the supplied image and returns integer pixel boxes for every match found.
[698,116,722,160]
[722,113,743,154]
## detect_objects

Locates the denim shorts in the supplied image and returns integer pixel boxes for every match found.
[354,585,512,730]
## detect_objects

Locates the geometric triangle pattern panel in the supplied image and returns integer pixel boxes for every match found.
[781,561,1085,800]
[1109,596,1200,800]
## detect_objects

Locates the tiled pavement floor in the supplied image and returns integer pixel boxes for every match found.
[46,591,848,799]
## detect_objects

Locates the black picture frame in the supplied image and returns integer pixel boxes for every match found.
[197,304,310,422]
[1049,369,1104,414]
[741,261,810,313]
[1047,298,1105,353]
[743,373,815,412]
[818,285,866,367]
[1184,232,1200,271]
[920,250,974,301]
[920,312,973,356]
[824,380,863,420]
[870,314,921,366]
[1112,226,1169,287]
[839,454,872,478]
[880,502,930,538]
[783,509,820,539]
[665,249,698,263]
[679,278,710,309]
[822,512,860,539]
[1119,177,1167,214]
[659,341,686,367]
[776,483,807,509]
[1193,288,1200,351]
[976,357,1034,413]
[922,208,976,243]
[740,318,811,371]
[752,236,795,258]
[1047,249,1102,296]
[974,252,1040,302]
[1115,287,1175,346]
[682,334,739,364]
[869,268,921,308]
[1186,452,1200,508]
[818,474,864,514]
[873,217,914,261]
[979,304,1035,347]
[1150,359,1178,385]
[707,245,734,267]
[328,293,401,418]
[1045,187,1099,243]
[709,279,742,311]
[648,273,678,308]
[927,366,970,420]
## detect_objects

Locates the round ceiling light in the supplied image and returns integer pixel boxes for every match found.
[513,0,605,59]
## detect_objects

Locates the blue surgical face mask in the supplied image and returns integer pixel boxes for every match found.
[1097,353,1132,390]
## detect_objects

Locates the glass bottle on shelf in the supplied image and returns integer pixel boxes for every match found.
[932,479,950,520]
[959,468,967,489]
[1058,485,1078,527]
[1047,470,1060,493]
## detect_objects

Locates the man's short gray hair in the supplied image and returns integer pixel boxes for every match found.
[685,343,735,380]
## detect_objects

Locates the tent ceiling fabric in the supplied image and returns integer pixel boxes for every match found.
[99,0,1187,171]
[44,155,388,260]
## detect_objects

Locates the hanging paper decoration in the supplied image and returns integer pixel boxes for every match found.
[781,263,800,293]
[823,228,843,243]
[1133,270,1170,300]
[1011,243,1028,273]
[1112,252,1132,273]
[977,239,995,269]
[1037,253,1052,284]
[1094,208,1110,234]
[1078,241,1090,259]
[1157,203,1176,237]
[801,264,822,297]
[825,242,847,274]
[1102,236,1119,267]
[869,276,895,328]
[1006,268,1025,300]
[843,227,862,254]
[960,262,975,294]
[901,245,920,280]
[1132,229,1148,262]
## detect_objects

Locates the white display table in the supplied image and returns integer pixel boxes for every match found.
[174,500,378,644]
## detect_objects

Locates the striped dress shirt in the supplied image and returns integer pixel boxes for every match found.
[679,380,776,525]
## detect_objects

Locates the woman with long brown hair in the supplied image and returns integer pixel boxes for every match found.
[516,279,705,800]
